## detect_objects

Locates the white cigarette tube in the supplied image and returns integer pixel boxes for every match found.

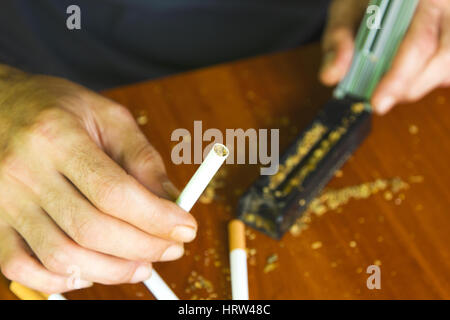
[144,271,178,300]
[48,293,67,300]
[228,219,249,300]
[176,143,229,212]
[145,143,229,300]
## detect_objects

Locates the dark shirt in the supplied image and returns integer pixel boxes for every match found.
[0,0,330,90]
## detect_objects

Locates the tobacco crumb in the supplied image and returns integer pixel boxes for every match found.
[311,241,323,250]
[334,170,344,178]
[409,175,424,183]
[408,125,419,135]
[136,115,148,126]
[185,271,215,298]
[349,241,357,248]
[267,253,278,264]
[245,229,257,241]
[199,167,227,204]
[263,254,279,273]
[374,259,382,266]
[384,191,393,200]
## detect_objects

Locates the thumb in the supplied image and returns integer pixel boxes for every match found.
[319,0,368,86]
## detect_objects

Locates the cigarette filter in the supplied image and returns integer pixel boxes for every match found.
[10,281,66,300]
[228,219,249,300]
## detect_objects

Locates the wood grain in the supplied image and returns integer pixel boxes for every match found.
[1,43,449,300]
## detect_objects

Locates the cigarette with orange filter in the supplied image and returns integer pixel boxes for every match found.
[10,281,66,300]
[228,219,249,300]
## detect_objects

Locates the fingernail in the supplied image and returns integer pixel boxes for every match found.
[161,244,184,261]
[162,181,180,201]
[131,264,152,283]
[170,225,197,242]
[375,96,395,115]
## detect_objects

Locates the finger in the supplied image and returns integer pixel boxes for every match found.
[53,125,196,243]
[4,194,152,285]
[98,107,179,200]
[37,170,183,262]
[405,10,450,101]
[372,2,442,114]
[320,0,367,85]
[0,222,89,294]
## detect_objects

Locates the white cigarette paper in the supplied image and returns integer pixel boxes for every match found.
[230,249,249,300]
[176,144,229,212]
[48,293,66,300]
[144,271,178,300]
[145,143,229,300]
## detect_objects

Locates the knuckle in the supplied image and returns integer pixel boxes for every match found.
[26,108,68,145]
[145,202,159,225]
[105,264,138,285]
[92,175,129,212]
[106,104,134,122]
[141,241,167,262]
[413,28,438,55]
[42,243,71,273]
[134,144,164,170]
[0,153,21,180]
[71,216,100,249]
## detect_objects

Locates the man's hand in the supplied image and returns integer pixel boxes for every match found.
[320,0,450,114]
[0,65,197,294]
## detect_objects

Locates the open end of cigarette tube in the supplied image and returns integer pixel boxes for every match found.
[213,143,229,158]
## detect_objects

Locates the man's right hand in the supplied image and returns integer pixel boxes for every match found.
[0,65,197,294]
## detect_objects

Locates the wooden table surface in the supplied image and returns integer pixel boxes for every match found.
[1,43,450,300]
